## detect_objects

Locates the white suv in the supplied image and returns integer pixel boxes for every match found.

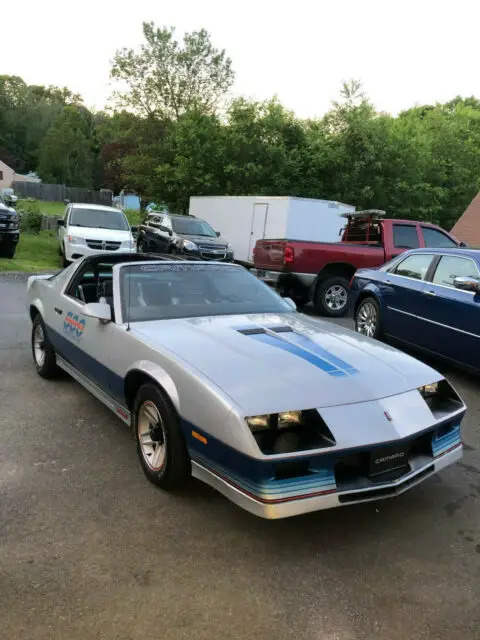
[58,203,136,266]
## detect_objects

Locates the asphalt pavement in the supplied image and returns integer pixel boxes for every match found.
[1,274,479,640]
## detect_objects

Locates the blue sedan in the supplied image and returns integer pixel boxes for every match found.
[351,248,480,374]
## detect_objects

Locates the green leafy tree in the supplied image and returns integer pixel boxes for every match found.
[111,22,234,118]
[38,107,95,187]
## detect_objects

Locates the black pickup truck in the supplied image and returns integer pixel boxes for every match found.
[0,195,20,258]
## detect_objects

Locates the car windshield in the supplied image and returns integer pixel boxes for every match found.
[70,208,129,231]
[120,263,292,322]
[171,217,217,237]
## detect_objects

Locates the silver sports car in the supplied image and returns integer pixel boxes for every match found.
[27,254,466,519]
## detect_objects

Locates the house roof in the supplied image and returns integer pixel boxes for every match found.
[451,192,480,247]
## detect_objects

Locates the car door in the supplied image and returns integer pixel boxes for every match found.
[155,215,173,253]
[381,252,436,343]
[418,254,480,370]
[48,261,125,402]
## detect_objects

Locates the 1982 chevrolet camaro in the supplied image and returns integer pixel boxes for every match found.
[26,253,466,519]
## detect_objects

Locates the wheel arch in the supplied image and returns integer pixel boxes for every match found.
[311,262,357,297]
[29,301,45,322]
[353,285,383,317]
[124,362,180,414]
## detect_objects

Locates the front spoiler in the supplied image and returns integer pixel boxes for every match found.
[192,444,463,519]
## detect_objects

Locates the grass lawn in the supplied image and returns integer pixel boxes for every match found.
[0,231,60,272]
[18,200,66,217]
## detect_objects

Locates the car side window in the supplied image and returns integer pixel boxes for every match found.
[393,254,433,280]
[393,225,419,249]
[432,256,480,288]
[421,227,457,248]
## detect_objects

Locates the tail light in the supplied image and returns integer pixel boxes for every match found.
[284,245,294,264]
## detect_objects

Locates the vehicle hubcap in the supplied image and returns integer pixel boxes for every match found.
[357,302,377,337]
[137,401,167,471]
[33,324,46,367]
[325,285,348,311]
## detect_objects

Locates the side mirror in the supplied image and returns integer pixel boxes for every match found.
[216,231,220,237]
[57,218,65,227]
[64,199,70,205]
[458,241,468,248]
[130,225,138,233]
[82,302,112,324]
[283,297,297,311]
[453,276,480,293]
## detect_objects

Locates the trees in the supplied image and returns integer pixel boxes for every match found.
[38,107,95,187]
[111,22,234,119]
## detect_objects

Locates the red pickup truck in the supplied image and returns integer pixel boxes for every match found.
[251,210,464,317]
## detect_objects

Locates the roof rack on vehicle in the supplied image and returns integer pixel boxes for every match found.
[341,209,386,219]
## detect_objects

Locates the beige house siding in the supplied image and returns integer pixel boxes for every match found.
[451,192,480,248]
[0,160,15,189]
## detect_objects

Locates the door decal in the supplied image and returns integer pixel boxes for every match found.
[64,312,86,339]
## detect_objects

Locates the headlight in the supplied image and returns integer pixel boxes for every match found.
[227,243,233,252]
[418,382,439,397]
[121,239,134,248]
[183,240,197,251]
[67,235,86,245]
[245,410,336,454]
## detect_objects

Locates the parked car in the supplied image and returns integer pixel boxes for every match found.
[26,253,465,518]
[136,212,234,261]
[252,210,464,316]
[351,248,480,374]
[189,196,354,265]
[0,194,20,259]
[57,203,137,267]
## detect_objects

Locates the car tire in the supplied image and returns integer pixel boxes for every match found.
[355,297,382,339]
[31,315,60,379]
[314,276,350,317]
[133,383,191,490]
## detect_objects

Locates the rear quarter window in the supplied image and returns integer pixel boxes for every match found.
[393,225,419,249]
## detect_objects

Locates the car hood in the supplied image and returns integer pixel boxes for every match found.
[181,234,227,246]
[67,225,133,240]
[131,313,442,415]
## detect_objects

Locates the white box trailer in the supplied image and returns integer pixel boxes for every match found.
[188,196,355,265]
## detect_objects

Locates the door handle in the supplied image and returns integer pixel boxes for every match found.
[54,307,63,314]
[424,290,436,297]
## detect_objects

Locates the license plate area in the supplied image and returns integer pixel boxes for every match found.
[369,444,410,478]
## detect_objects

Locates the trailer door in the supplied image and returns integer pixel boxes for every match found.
[248,203,268,262]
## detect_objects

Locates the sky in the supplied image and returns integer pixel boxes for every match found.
[4,0,480,118]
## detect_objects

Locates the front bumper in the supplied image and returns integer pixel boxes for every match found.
[65,243,136,261]
[0,229,20,245]
[193,443,462,519]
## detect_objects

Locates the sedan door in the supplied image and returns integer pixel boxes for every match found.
[417,255,480,371]
[381,253,436,343]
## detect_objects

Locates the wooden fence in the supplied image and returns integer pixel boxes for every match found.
[13,181,112,205]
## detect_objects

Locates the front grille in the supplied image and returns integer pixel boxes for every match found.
[198,244,227,260]
[86,239,121,251]
[338,465,435,503]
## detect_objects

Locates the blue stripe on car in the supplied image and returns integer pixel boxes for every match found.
[241,329,357,377]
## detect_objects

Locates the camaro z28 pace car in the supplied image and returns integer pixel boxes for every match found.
[27,253,466,519]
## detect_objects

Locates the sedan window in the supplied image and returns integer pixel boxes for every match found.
[432,256,480,288]
[393,254,433,280]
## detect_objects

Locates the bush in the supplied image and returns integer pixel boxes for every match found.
[18,200,43,233]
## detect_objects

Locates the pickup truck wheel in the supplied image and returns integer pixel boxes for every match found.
[314,276,350,317]
[31,315,60,379]
[2,244,16,259]
[355,297,382,339]
[133,383,191,491]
